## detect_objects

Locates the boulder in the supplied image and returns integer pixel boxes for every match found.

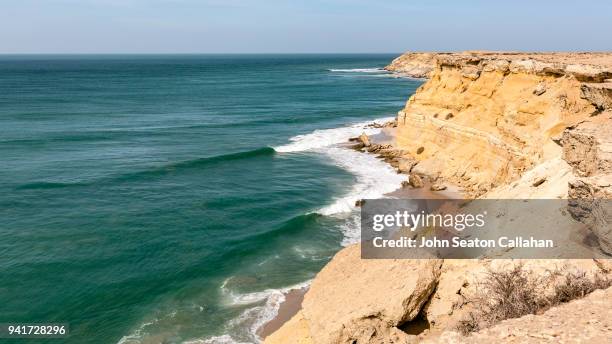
[533,82,547,96]
[359,133,371,147]
[409,173,424,188]
[301,244,442,344]
[398,158,417,174]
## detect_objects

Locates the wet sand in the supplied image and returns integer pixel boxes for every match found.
[259,287,308,339]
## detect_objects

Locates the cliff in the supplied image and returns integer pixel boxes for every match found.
[384,52,440,78]
[394,51,612,196]
[265,52,612,344]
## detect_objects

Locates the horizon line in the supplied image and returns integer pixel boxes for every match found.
[0,52,406,55]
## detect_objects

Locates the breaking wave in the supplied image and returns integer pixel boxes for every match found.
[328,68,386,73]
[274,116,406,216]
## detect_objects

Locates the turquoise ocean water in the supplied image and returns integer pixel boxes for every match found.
[0,55,421,343]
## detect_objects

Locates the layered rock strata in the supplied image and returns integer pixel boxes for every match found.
[265,52,612,344]
[395,52,612,196]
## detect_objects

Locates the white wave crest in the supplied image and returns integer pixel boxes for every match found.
[328,68,386,73]
[275,117,406,216]
[317,147,406,216]
[274,117,394,153]
[127,118,406,344]
[195,280,311,344]
[185,335,250,344]
[338,214,362,246]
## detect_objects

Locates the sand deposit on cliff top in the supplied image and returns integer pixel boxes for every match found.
[385,51,612,78]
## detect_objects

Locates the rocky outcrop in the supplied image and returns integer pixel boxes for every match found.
[384,52,441,78]
[265,52,612,344]
[563,114,612,254]
[301,244,442,344]
[394,51,612,196]
[563,116,612,178]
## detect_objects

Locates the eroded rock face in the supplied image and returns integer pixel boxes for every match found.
[301,244,443,344]
[564,116,612,254]
[581,82,612,112]
[384,52,441,78]
[265,52,612,343]
[562,117,612,178]
[393,52,612,196]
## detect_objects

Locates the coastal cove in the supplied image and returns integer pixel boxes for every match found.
[0,54,422,344]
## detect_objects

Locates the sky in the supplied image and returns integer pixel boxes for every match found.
[1,0,611,53]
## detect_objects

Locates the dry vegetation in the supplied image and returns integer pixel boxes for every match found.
[457,264,612,335]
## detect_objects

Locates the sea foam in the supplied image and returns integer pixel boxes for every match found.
[193,280,312,344]
[274,116,406,217]
[274,117,393,153]
[328,68,386,73]
[197,118,406,344]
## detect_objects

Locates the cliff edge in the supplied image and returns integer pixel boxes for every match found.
[265,51,612,344]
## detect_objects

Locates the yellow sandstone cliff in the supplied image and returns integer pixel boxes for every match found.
[265,52,612,344]
[394,52,612,196]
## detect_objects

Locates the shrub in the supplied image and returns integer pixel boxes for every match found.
[456,264,611,335]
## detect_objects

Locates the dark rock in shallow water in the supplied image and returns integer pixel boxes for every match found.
[355,199,365,207]
[349,143,365,150]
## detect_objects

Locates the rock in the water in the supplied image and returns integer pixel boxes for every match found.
[355,199,365,207]
[409,173,424,188]
[366,144,380,153]
[430,183,447,191]
[349,143,365,150]
[358,133,371,147]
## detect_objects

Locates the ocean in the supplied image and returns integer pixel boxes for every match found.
[0,54,421,343]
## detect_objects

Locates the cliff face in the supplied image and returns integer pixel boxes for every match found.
[384,52,440,78]
[394,52,612,196]
[265,52,612,344]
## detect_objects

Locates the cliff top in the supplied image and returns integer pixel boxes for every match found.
[453,51,612,67]
[386,51,612,79]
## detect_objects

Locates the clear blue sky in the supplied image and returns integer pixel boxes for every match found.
[2,0,611,53]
